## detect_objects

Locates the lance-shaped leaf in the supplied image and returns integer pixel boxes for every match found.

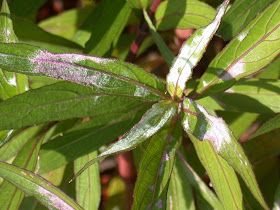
[73,100,177,180]
[218,0,274,40]
[155,0,216,30]
[39,108,146,173]
[166,0,229,99]
[143,9,175,66]
[0,127,41,161]
[191,137,243,209]
[176,151,223,210]
[0,0,28,100]
[0,129,44,210]
[0,43,165,98]
[196,1,280,96]
[182,98,268,209]
[166,157,195,210]
[74,151,100,210]
[132,119,181,210]
[0,82,154,130]
[251,114,280,139]
[197,79,280,113]
[0,161,83,210]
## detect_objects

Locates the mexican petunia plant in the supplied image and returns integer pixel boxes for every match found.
[0,0,279,209]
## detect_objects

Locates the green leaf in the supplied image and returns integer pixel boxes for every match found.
[176,151,223,210]
[0,127,41,161]
[166,0,229,99]
[39,7,92,41]
[0,161,83,210]
[155,0,216,30]
[0,0,17,42]
[0,80,155,129]
[166,157,195,210]
[143,9,175,66]
[132,119,181,210]
[196,1,280,96]
[0,130,43,210]
[258,57,280,79]
[9,0,46,19]
[84,0,132,56]
[0,43,165,97]
[189,136,243,210]
[39,108,145,173]
[182,98,268,209]
[218,0,275,40]
[12,16,82,53]
[0,0,29,100]
[127,0,151,9]
[74,151,100,210]
[197,79,280,113]
[273,181,280,210]
[251,114,280,139]
[73,100,177,180]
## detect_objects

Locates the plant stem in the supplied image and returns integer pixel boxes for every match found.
[126,0,162,62]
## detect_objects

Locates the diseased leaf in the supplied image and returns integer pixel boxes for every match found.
[73,100,177,180]
[155,0,216,30]
[167,157,195,210]
[0,43,165,97]
[84,0,131,55]
[182,98,268,209]
[0,82,155,130]
[176,151,223,210]
[197,79,280,113]
[132,119,181,210]
[197,1,280,96]
[0,161,83,210]
[0,130,44,210]
[74,151,100,210]
[39,108,145,173]
[189,136,243,210]
[218,0,275,40]
[166,0,229,99]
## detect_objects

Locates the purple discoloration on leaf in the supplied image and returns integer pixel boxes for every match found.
[30,50,112,88]
[38,186,74,210]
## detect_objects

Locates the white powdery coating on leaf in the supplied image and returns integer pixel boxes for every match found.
[222,60,246,80]
[29,50,112,88]
[166,0,228,96]
[7,74,17,86]
[237,31,248,41]
[37,186,74,210]
[197,104,231,151]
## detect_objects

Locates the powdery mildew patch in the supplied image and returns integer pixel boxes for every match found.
[222,60,246,80]
[166,0,229,98]
[29,50,113,88]
[37,186,74,210]
[196,104,231,151]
